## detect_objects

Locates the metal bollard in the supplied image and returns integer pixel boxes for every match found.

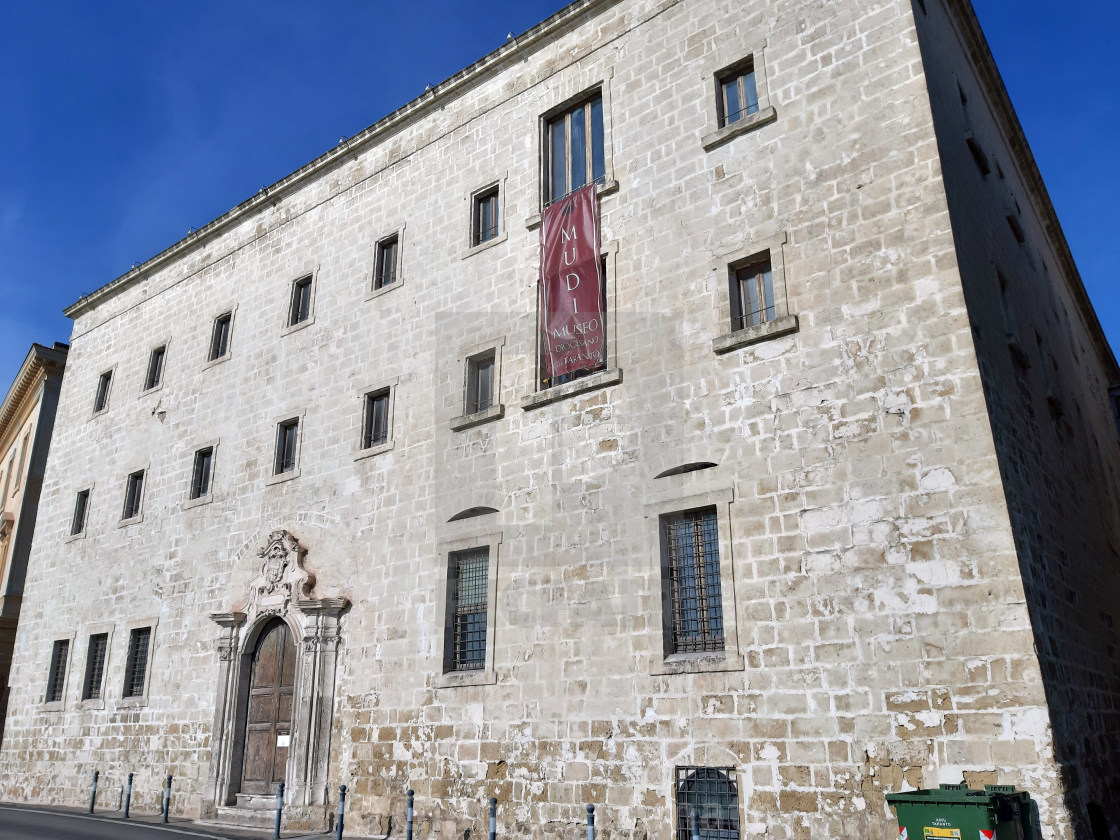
[124,773,134,819]
[586,804,595,840]
[489,797,497,840]
[336,784,347,840]
[406,789,415,840]
[689,807,699,840]
[162,775,173,824]
[273,782,285,839]
[88,770,99,815]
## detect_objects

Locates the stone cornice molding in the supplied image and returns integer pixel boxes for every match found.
[0,343,67,436]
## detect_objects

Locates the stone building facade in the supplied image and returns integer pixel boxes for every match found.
[0,342,68,747]
[0,0,1116,838]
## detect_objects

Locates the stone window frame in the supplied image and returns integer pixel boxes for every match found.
[367,223,407,301]
[450,337,506,431]
[66,484,94,542]
[118,461,150,527]
[140,338,171,396]
[91,365,116,417]
[701,40,777,152]
[184,437,220,509]
[354,376,398,461]
[711,230,798,354]
[119,617,159,708]
[204,305,238,369]
[42,632,75,710]
[282,265,320,336]
[267,409,306,486]
[78,623,115,711]
[435,530,501,689]
[464,174,508,258]
[522,241,622,410]
[644,487,744,675]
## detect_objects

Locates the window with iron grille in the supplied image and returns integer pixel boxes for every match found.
[144,344,166,390]
[209,312,232,361]
[729,257,775,332]
[662,507,724,654]
[374,234,399,290]
[123,627,151,698]
[275,419,299,474]
[445,548,489,672]
[71,489,90,536]
[473,187,500,245]
[82,633,109,701]
[716,62,759,128]
[546,92,605,202]
[122,470,145,520]
[45,639,69,703]
[93,370,112,412]
[362,390,391,449]
[190,447,213,499]
[288,276,313,326]
[466,351,495,415]
[674,767,740,840]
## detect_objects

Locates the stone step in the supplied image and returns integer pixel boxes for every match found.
[209,805,277,829]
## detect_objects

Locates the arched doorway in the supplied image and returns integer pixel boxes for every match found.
[239,618,295,795]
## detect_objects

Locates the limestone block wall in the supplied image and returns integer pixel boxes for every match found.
[0,0,1085,838]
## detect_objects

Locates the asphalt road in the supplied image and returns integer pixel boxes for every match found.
[0,805,327,840]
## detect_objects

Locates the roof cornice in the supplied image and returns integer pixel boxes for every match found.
[0,343,68,435]
[64,0,618,321]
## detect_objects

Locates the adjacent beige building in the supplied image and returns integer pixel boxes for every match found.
[0,1,1116,838]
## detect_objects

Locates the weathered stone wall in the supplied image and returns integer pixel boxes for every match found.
[0,0,1093,837]
[912,1,1120,836]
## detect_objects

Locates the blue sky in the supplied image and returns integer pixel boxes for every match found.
[1,1,1116,389]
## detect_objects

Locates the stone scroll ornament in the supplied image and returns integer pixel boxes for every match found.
[539,183,606,380]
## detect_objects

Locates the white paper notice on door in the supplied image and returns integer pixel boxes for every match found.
[277,732,291,748]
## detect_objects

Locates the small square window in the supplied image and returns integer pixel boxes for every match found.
[675,767,741,840]
[466,351,496,416]
[122,627,152,698]
[190,447,214,499]
[717,63,759,128]
[362,390,391,449]
[473,187,500,246]
[45,639,70,704]
[71,489,90,536]
[288,276,313,326]
[93,370,112,413]
[374,234,399,290]
[729,256,775,331]
[82,633,109,701]
[546,92,605,202]
[275,418,300,475]
[122,469,145,521]
[445,547,489,672]
[144,344,166,391]
[209,312,233,361]
[661,507,724,655]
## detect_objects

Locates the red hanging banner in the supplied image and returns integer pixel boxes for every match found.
[539,184,606,381]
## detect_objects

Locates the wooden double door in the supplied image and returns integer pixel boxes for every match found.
[240,619,295,795]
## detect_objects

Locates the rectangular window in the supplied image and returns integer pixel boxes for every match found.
[93,370,112,412]
[190,447,213,499]
[362,390,391,449]
[374,234,399,290]
[288,276,313,326]
[547,93,605,202]
[473,188,500,245]
[662,508,724,654]
[466,352,496,415]
[274,419,299,474]
[14,433,29,490]
[144,345,166,390]
[45,639,69,703]
[729,257,775,331]
[446,548,489,672]
[718,63,759,128]
[82,633,109,701]
[122,469,144,520]
[675,767,741,840]
[210,312,232,361]
[122,627,151,698]
[71,489,90,536]
[1,454,13,505]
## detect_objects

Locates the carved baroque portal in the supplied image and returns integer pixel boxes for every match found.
[205,530,348,819]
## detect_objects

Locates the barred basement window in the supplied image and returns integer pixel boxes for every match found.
[274,418,300,475]
[288,276,313,326]
[144,344,166,391]
[122,469,145,521]
[717,62,759,128]
[729,256,775,332]
[445,548,489,672]
[473,187,500,246]
[675,767,740,840]
[45,639,69,703]
[362,390,391,449]
[190,447,213,499]
[82,633,109,700]
[662,508,724,654]
[71,489,90,536]
[466,351,496,415]
[209,312,232,361]
[93,370,112,413]
[547,92,605,202]
[374,234,399,290]
[123,627,151,698]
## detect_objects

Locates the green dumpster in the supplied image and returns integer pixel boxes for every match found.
[886,784,1040,840]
